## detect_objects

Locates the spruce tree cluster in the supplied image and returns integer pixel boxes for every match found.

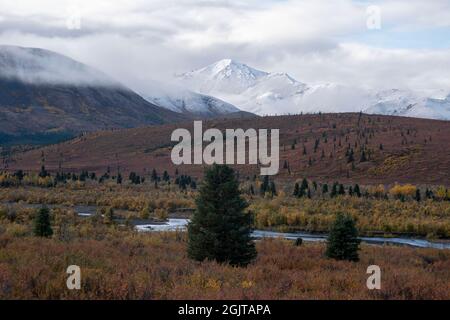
[175,175,194,190]
[260,176,276,196]
[294,178,309,198]
[129,172,142,184]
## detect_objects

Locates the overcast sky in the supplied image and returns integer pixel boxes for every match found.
[1,0,450,95]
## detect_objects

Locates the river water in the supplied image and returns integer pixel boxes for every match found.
[4,203,449,249]
[135,218,450,250]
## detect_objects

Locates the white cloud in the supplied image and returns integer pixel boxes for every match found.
[0,0,449,94]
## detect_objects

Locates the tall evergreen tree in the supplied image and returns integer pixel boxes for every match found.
[14,170,24,181]
[151,169,158,181]
[415,189,421,202]
[297,178,308,197]
[347,149,354,163]
[33,207,53,237]
[260,175,270,195]
[354,184,361,197]
[348,186,353,196]
[338,184,346,195]
[293,183,300,197]
[188,164,256,267]
[325,214,360,261]
[314,138,320,153]
[39,165,49,178]
[301,178,309,191]
[360,150,367,162]
[330,182,338,197]
[322,183,329,195]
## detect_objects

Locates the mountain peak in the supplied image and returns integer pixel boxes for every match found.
[177,59,269,94]
[213,58,234,68]
[206,59,268,79]
[210,58,252,70]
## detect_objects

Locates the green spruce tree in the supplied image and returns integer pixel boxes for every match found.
[293,183,300,197]
[338,184,346,195]
[33,206,53,237]
[325,214,360,261]
[322,183,329,196]
[330,182,338,198]
[415,189,421,202]
[188,164,256,267]
[260,175,270,195]
[354,184,361,197]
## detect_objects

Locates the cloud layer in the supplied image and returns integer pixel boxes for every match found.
[0,0,449,94]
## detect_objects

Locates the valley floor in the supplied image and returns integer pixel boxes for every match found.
[0,231,449,299]
[0,181,449,299]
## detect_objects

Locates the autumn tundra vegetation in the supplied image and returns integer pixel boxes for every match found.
[0,161,449,299]
[1,114,450,300]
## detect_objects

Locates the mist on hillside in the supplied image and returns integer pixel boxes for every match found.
[0,45,120,87]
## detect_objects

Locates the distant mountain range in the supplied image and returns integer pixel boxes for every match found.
[0,46,448,146]
[177,59,450,120]
[0,46,249,145]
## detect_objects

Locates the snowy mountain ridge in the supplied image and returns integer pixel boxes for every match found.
[176,59,450,120]
[143,88,240,117]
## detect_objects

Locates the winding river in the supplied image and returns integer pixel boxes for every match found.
[135,218,450,250]
[3,203,449,249]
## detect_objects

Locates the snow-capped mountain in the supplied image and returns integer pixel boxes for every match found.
[179,59,268,94]
[137,76,246,118]
[177,59,450,120]
[365,89,450,120]
[142,87,241,118]
[178,60,309,115]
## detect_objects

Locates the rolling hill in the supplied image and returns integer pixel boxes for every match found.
[6,113,450,185]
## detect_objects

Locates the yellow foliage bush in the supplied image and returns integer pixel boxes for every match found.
[389,183,417,198]
[435,186,449,200]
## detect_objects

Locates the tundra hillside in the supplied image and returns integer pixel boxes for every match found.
[4,113,449,185]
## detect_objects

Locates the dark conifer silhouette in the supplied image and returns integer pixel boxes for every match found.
[188,164,256,267]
